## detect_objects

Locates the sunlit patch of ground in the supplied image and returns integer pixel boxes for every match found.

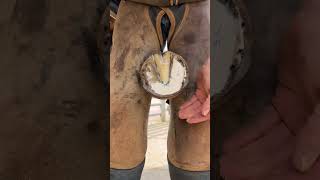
[141,99,170,180]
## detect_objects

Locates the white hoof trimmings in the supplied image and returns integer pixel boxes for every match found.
[140,51,189,99]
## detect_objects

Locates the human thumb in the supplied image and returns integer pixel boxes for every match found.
[293,104,320,172]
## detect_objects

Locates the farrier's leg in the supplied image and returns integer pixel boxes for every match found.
[110,1,160,179]
[167,1,210,179]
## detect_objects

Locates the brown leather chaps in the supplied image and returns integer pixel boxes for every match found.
[110,0,210,171]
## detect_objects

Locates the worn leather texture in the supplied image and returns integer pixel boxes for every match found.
[110,0,158,169]
[167,0,210,171]
[110,0,210,171]
[127,0,205,7]
[0,0,107,179]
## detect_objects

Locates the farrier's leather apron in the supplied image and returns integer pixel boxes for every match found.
[110,0,210,171]
[127,0,205,6]
[138,3,193,99]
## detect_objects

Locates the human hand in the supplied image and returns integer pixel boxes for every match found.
[178,58,210,124]
[220,104,320,180]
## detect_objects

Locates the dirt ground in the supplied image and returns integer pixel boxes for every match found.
[0,0,107,179]
[141,115,170,180]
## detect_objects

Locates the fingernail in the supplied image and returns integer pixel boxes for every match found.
[293,154,317,173]
[202,109,209,116]
[187,119,193,124]
[179,114,186,120]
